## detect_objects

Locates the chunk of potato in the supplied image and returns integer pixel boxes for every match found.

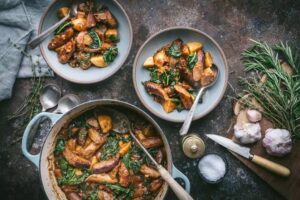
[91,56,107,67]
[119,142,131,156]
[105,29,118,41]
[144,57,154,68]
[153,50,167,67]
[204,52,213,68]
[97,115,112,133]
[72,18,87,31]
[83,34,93,46]
[201,67,216,86]
[58,7,70,18]
[182,44,190,56]
[162,100,176,113]
[136,130,146,140]
[186,42,203,53]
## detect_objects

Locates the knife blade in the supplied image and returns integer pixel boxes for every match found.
[206,134,251,159]
[206,134,291,177]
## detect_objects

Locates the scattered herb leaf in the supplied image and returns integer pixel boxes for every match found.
[54,138,65,155]
[103,47,118,64]
[55,21,72,35]
[100,133,119,160]
[88,29,102,49]
[168,43,181,58]
[187,52,198,70]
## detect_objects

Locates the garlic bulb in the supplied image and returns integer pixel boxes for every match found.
[246,109,262,122]
[262,128,292,157]
[234,123,261,144]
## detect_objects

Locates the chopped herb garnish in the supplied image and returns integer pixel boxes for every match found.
[105,183,133,199]
[88,29,102,49]
[187,52,198,70]
[168,43,182,58]
[100,133,119,160]
[108,35,120,42]
[54,138,65,155]
[54,21,72,35]
[103,47,118,64]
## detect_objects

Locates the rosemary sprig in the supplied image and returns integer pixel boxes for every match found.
[240,40,300,139]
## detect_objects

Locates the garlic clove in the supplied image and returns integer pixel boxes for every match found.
[246,109,262,123]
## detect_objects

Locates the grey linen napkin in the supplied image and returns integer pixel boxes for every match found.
[0,0,53,101]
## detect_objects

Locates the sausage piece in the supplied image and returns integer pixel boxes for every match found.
[140,137,163,149]
[48,27,74,50]
[63,147,90,168]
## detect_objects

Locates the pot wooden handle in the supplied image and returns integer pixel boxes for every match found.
[157,165,194,200]
[251,155,290,177]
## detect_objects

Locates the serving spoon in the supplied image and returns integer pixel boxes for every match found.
[53,94,80,114]
[39,84,61,112]
[103,108,193,200]
[179,65,219,136]
[28,0,78,49]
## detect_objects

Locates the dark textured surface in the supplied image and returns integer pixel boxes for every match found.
[0,0,299,199]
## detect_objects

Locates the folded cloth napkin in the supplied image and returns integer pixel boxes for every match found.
[0,0,53,101]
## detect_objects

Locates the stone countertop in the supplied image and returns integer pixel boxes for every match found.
[0,0,299,199]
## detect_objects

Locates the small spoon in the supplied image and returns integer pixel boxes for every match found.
[179,65,219,136]
[39,84,61,112]
[28,0,78,49]
[102,108,193,200]
[53,94,80,114]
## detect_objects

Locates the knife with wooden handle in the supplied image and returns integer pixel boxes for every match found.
[206,134,290,177]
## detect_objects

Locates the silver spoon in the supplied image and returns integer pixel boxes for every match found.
[103,108,193,200]
[39,84,61,112]
[28,0,78,49]
[179,65,219,136]
[53,94,80,114]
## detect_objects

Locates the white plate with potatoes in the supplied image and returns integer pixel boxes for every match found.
[39,0,132,84]
[133,27,228,122]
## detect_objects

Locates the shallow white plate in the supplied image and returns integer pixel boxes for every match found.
[39,0,132,84]
[133,27,228,122]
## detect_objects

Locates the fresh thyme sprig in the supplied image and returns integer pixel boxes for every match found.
[240,40,300,139]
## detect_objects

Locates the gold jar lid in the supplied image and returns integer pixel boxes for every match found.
[182,134,205,159]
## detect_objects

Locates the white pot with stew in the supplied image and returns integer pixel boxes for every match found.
[22,100,190,200]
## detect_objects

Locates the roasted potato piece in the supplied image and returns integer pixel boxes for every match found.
[48,27,74,50]
[72,18,87,31]
[174,84,194,109]
[143,57,155,68]
[153,50,167,67]
[58,7,69,18]
[63,147,90,168]
[90,56,107,67]
[162,100,176,113]
[118,142,131,156]
[182,44,190,56]
[105,29,118,42]
[201,67,216,86]
[186,42,203,53]
[204,52,213,68]
[83,34,93,46]
[144,81,169,100]
[140,165,160,178]
[140,137,163,148]
[97,115,112,133]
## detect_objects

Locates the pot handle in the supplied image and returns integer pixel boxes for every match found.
[21,112,61,168]
[172,165,191,193]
